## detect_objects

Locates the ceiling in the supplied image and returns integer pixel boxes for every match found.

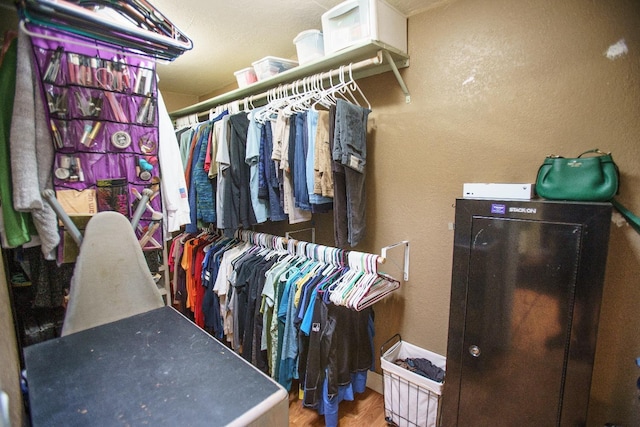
[150,0,439,98]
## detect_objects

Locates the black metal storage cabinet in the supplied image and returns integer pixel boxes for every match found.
[441,199,611,427]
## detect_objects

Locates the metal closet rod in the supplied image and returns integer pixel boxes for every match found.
[237,229,408,273]
[170,52,383,120]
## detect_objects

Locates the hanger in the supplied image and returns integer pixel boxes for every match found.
[347,63,371,110]
[256,87,280,123]
[329,251,359,305]
[346,252,374,304]
[242,95,259,114]
[346,254,378,309]
[352,256,401,311]
[337,65,361,107]
[260,85,295,124]
[318,72,339,107]
[311,74,332,110]
[353,273,400,311]
[281,78,304,116]
[324,250,400,310]
[229,100,241,114]
[321,66,351,108]
[18,0,192,61]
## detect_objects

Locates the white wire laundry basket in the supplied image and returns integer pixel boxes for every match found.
[381,334,446,427]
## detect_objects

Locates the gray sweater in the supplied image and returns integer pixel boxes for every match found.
[10,29,59,260]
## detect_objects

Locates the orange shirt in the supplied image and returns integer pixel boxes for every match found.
[181,237,203,310]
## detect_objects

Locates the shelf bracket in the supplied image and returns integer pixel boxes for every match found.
[380,240,410,281]
[285,227,316,243]
[382,50,411,104]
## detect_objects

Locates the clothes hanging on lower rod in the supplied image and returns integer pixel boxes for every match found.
[174,83,371,247]
[168,229,400,427]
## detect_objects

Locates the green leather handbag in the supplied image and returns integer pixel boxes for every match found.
[536,149,619,202]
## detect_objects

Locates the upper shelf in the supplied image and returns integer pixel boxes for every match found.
[168,40,410,119]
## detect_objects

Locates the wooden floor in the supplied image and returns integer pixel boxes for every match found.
[288,386,388,426]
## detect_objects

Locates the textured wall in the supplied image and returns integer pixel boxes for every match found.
[343,0,640,425]
[262,1,640,424]
[161,91,199,114]
[0,251,23,427]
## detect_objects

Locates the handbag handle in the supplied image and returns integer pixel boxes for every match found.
[578,148,610,158]
[545,149,610,159]
[612,199,640,234]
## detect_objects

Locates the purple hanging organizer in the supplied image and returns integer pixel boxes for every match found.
[27,24,164,260]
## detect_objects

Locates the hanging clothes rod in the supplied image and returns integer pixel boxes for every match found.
[171,51,386,120]
[236,229,408,274]
[234,229,401,311]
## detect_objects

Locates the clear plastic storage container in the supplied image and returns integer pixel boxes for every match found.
[251,56,298,81]
[233,67,257,88]
[293,30,325,65]
[321,0,407,55]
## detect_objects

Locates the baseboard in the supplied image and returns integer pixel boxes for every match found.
[366,370,383,394]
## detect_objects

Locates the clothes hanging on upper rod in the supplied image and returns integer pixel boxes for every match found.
[174,71,371,247]
[168,229,400,427]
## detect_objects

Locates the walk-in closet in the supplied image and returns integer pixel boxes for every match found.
[1,0,639,426]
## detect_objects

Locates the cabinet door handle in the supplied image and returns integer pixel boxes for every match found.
[469,345,481,357]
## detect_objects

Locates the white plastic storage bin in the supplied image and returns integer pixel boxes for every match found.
[234,67,257,88]
[321,0,407,55]
[294,30,325,65]
[251,56,298,81]
[381,335,446,427]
